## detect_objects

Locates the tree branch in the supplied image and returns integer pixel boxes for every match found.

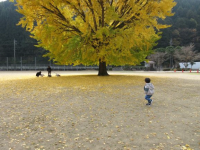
[84,0,98,31]
[112,0,149,29]
[40,3,82,34]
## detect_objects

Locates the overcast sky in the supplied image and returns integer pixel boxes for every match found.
[0,0,7,2]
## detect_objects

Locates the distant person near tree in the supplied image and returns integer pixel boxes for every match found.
[47,66,52,77]
[144,78,154,105]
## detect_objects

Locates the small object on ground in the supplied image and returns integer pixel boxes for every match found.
[56,73,60,77]
[53,72,60,77]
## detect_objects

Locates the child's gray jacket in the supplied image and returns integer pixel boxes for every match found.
[144,83,155,95]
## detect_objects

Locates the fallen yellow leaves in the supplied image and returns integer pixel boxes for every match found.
[181,144,194,150]
[0,75,200,149]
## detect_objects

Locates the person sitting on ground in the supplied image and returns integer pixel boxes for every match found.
[36,71,41,77]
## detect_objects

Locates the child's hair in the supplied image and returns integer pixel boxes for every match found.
[145,78,151,83]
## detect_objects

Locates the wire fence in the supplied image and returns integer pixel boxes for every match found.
[0,57,99,71]
[0,57,146,71]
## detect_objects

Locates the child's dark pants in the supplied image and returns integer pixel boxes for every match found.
[145,95,152,103]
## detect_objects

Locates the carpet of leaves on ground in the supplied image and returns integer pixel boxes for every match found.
[0,75,200,150]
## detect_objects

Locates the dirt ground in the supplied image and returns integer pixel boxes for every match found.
[0,71,200,150]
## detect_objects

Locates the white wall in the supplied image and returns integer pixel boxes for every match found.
[179,62,200,69]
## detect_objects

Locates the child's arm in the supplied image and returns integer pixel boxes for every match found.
[144,86,149,92]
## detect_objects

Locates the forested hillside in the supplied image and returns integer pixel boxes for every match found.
[0,0,200,58]
[157,0,200,51]
[0,0,45,58]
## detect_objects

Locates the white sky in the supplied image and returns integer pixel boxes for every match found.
[0,0,7,2]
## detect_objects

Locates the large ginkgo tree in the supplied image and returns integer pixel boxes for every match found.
[11,0,176,76]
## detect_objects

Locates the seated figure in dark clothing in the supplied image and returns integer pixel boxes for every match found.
[36,71,43,77]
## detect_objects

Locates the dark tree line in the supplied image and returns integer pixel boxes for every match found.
[1,0,200,59]
[0,0,46,59]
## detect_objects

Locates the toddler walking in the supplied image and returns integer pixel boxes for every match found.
[144,78,154,105]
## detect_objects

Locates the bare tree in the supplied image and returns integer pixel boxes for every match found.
[165,46,181,69]
[174,43,200,69]
[190,62,196,69]
[148,52,168,71]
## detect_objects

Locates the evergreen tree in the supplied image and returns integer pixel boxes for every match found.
[0,0,45,59]
[157,0,200,51]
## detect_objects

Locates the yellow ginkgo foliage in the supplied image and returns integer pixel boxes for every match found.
[11,0,176,75]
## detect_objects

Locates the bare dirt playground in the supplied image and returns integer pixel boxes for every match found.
[0,71,200,150]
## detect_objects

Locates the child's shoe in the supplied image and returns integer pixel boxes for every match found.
[150,99,153,104]
[146,103,151,105]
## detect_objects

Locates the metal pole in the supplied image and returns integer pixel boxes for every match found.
[35,57,36,71]
[7,57,8,71]
[170,55,171,68]
[21,57,22,71]
[14,39,16,70]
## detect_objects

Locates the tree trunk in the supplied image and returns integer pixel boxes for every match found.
[98,60,109,76]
